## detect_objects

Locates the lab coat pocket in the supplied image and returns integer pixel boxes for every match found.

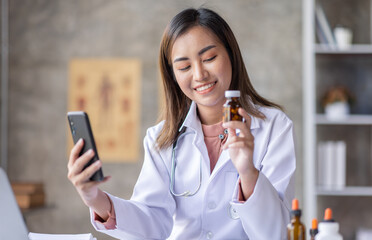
[225,171,240,220]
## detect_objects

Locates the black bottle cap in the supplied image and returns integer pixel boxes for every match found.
[309,228,319,236]
[291,209,302,217]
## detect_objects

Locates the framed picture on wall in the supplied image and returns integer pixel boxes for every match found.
[68,58,141,163]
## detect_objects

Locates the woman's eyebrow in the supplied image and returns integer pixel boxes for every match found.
[173,57,188,63]
[198,45,216,56]
[173,45,216,63]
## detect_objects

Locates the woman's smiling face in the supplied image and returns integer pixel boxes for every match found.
[171,26,232,114]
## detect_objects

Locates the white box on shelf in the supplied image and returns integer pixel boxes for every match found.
[334,141,346,189]
[317,141,346,190]
[356,228,372,240]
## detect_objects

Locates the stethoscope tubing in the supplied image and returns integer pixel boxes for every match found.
[169,127,202,197]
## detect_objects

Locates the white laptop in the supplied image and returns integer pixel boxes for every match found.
[0,167,30,240]
[0,168,97,240]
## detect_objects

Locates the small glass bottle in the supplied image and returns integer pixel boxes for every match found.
[287,198,306,240]
[223,90,242,122]
[309,218,319,240]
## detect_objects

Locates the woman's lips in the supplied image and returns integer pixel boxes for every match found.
[194,81,217,92]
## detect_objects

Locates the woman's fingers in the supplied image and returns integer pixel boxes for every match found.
[227,127,236,137]
[224,136,254,148]
[68,138,84,169]
[67,140,110,206]
[68,149,96,176]
[223,134,254,149]
[238,108,251,127]
[70,160,102,187]
[77,150,96,171]
[222,108,255,150]
[223,109,252,137]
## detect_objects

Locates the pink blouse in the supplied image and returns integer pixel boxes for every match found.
[201,121,227,173]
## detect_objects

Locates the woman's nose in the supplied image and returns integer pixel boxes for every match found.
[193,62,208,81]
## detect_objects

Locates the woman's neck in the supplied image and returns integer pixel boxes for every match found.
[197,105,223,125]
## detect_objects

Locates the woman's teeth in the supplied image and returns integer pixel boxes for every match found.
[195,82,215,91]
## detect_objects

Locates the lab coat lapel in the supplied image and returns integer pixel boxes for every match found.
[180,101,211,178]
[209,149,231,180]
[179,101,200,133]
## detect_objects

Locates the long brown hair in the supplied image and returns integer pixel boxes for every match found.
[157,7,281,149]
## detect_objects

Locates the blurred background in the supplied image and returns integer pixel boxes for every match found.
[2,0,302,239]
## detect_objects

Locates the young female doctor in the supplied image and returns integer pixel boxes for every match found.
[67,7,296,240]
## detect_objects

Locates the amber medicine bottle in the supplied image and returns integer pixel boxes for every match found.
[287,198,306,240]
[223,90,242,122]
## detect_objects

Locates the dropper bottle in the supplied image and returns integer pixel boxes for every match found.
[315,208,343,240]
[287,198,306,240]
[309,218,319,240]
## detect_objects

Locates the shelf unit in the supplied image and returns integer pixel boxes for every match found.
[1,0,9,172]
[316,114,372,125]
[316,44,372,54]
[317,186,372,196]
[303,0,372,238]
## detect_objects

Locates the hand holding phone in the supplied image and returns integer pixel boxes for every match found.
[67,111,104,181]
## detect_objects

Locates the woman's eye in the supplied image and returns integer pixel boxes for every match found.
[179,65,190,71]
[204,55,217,62]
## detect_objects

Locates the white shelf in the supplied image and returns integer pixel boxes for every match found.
[303,0,372,229]
[315,44,372,55]
[317,186,372,196]
[316,114,372,125]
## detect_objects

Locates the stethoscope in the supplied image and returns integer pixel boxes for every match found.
[168,125,241,219]
[169,127,203,197]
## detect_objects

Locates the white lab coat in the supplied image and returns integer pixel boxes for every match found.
[91,101,296,240]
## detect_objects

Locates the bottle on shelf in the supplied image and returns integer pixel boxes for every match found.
[315,208,343,240]
[287,198,306,240]
[309,218,319,240]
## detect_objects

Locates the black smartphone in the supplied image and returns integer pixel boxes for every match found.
[67,111,104,181]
